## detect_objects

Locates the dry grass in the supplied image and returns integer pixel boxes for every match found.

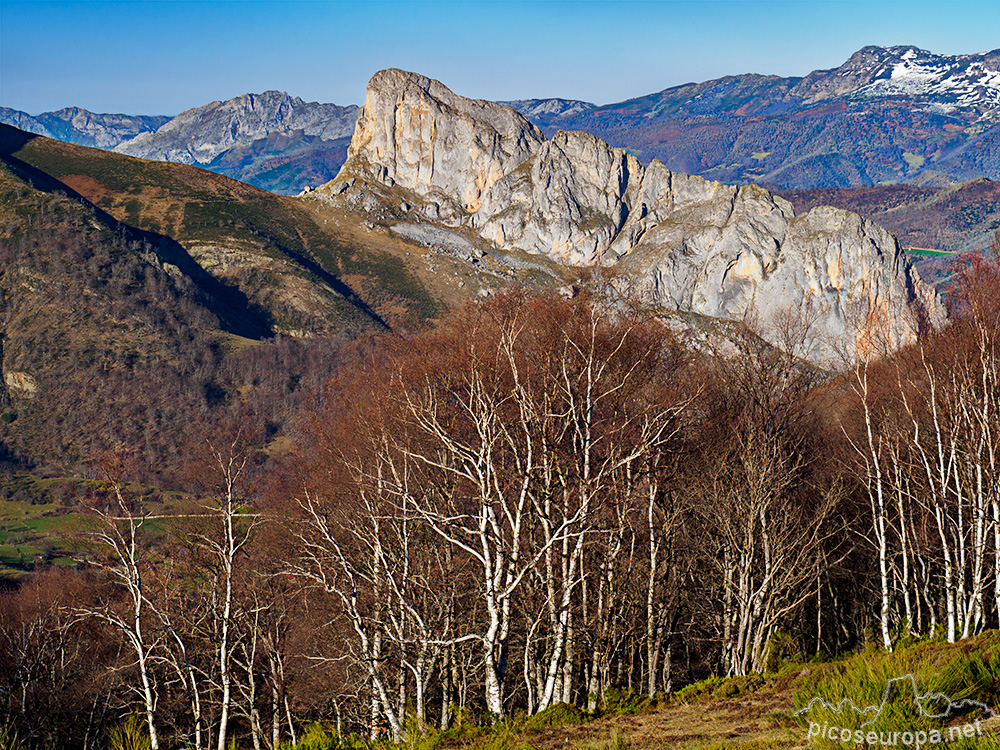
[521,689,802,750]
[468,635,1000,750]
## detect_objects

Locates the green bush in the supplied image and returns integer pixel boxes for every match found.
[600,687,648,715]
[523,702,588,731]
[763,630,801,673]
[675,674,765,704]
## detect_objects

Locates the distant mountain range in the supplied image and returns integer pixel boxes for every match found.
[112,91,357,164]
[2,45,997,196]
[497,98,595,120]
[0,106,169,149]
[514,46,999,189]
[1,92,357,194]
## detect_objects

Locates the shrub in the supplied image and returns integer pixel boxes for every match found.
[763,630,801,673]
[523,702,588,731]
[600,687,650,716]
[105,715,151,750]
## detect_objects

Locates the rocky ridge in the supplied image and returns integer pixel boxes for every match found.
[114,91,358,165]
[0,106,168,148]
[318,69,945,362]
[0,108,53,138]
[498,98,596,124]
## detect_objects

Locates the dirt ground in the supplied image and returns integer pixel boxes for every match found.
[512,689,805,750]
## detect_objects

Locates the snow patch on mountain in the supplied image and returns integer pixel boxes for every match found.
[851,47,1000,115]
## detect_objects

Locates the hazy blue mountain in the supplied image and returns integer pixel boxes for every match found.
[0,106,168,148]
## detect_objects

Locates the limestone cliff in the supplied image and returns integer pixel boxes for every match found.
[344,69,544,216]
[320,69,946,361]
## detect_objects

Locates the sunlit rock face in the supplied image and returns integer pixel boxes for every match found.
[345,69,544,215]
[322,69,946,363]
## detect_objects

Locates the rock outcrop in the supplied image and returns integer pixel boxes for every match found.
[321,69,946,362]
[345,70,544,215]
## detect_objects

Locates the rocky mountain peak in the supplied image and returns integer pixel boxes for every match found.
[346,68,544,214]
[321,69,946,362]
[35,107,171,148]
[115,90,359,165]
[848,46,1000,115]
[787,45,1000,115]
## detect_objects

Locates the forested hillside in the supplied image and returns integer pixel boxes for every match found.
[0,125,463,477]
[2,238,1000,747]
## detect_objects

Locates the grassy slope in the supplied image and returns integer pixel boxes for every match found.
[0,124,441,335]
[278,636,1000,749]
[436,634,1000,750]
[0,475,191,582]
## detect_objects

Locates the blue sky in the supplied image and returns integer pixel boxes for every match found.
[1,0,998,115]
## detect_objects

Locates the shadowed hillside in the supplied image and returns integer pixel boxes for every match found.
[0,125,454,474]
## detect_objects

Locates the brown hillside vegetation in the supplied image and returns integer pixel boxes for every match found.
[0,124,446,334]
[0,124,526,476]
